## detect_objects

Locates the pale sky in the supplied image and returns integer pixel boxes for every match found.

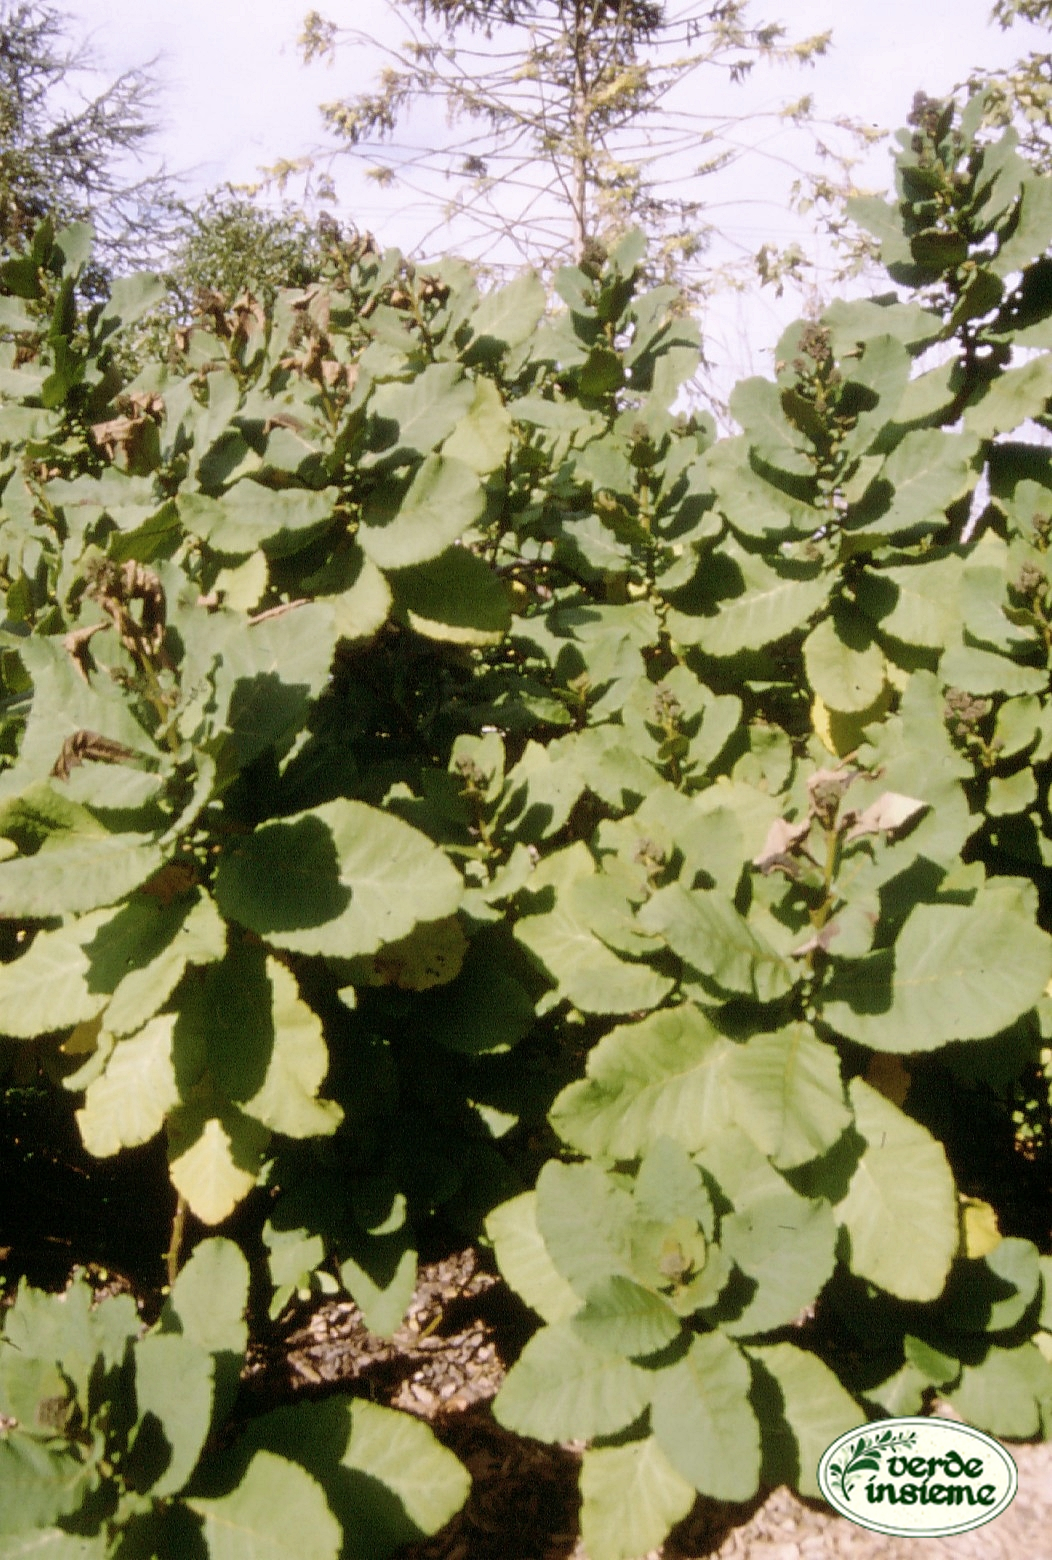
[56,0,1052,381]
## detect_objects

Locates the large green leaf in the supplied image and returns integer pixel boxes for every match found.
[485,1192,581,1323]
[0,1439,92,1535]
[514,844,671,1015]
[243,960,343,1138]
[179,484,336,558]
[493,1321,650,1441]
[638,882,796,1004]
[803,610,886,714]
[855,554,963,650]
[167,1109,269,1226]
[442,377,512,472]
[76,1015,179,1156]
[834,1079,958,1301]
[534,1160,634,1298]
[236,1396,469,1560]
[649,1332,760,1501]
[366,363,475,465]
[939,640,1048,696]
[188,1451,341,1560]
[129,1333,214,1497]
[213,799,462,959]
[729,379,814,479]
[745,1343,862,1498]
[942,1343,1052,1438]
[727,1024,851,1169]
[720,1176,837,1337]
[0,834,163,918]
[705,437,817,538]
[462,270,546,360]
[390,545,511,645]
[579,1438,695,1560]
[548,1006,735,1159]
[821,878,1052,1050]
[0,914,110,1038]
[668,548,828,657]
[853,429,978,539]
[360,454,485,568]
[93,890,226,1039]
[161,1236,250,1359]
[572,1276,681,1360]
[964,354,1052,438]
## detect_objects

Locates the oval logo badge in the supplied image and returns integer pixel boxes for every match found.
[817,1417,1017,1537]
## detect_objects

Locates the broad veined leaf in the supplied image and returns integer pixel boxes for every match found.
[667,548,828,657]
[366,362,475,466]
[704,436,818,538]
[76,1014,179,1156]
[633,1136,715,1236]
[965,354,1052,438]
[179,483,337,558]
[638,881,796,1004]
[0,834,163,918]
[649,1331,760,1501]
[360,454,486,569]
[855,553,963,650]
[727,1024,851,1169]
[823,294,940,356]
[240,960,343,1137]
[803,610,886,715]
[170,943,341,1141]
[167,1109,269,1226]
[534,1160,635,1298]
[820,878,1052,1050]
[83,889,225,1039]
[514,843,672,1015]
[462,270,546,360]
[493,1321,650,1441]
[549,1006,735,1159]
[939,640,1048,696]
[228,1395,469,1560]
[327,552,392,642]
[729,378,815,479]
[745,1343,862,1498]
[572,1275,681,1360]
[0,912,112,1038]
[442,377,513,471]
[579,1438,695,1560]
[390,545,511,645]
[834,1078,958,1301]
[188,1451,341,1560]
[837,333,912,457]
[0,1439,93,1536]
[160,1236,249,1363]
[852,429,979,539]
[213,799,462,959]
[128,1333,214,1497]
[330,1399,470,1555]
[485,1193,581,1323]
[720,1186,837,1337]
[942,1343,1052,1439]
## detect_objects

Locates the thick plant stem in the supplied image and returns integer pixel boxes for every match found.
[166,1194,188,1289]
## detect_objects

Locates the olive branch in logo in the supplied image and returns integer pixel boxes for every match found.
[827,1427,918,1500]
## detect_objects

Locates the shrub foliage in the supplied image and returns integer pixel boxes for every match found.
[4,94,1052,1558]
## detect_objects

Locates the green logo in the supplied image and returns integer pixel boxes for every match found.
[817,1417,1017,1537]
